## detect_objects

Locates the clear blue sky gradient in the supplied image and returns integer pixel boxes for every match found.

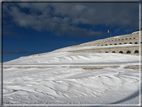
[2,2,139,62]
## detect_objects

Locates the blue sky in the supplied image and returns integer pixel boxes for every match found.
[2,2,140,62]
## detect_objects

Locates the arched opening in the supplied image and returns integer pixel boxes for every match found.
[134,50,139,53]
[135,42,138,44]
[105,44,107,46]
[129,38,131,40]
[141,42,142,44]
[126,50,131,54]
[122,39,124,40]
[133,38,135,39]
[114,43,117,45]
[119,43,122,45]
[106,51,108,53]
[119,51,123,54]
[112,51,116,53]
[129,42,132,44]
[110,44,112,45]
[124,43,127,44]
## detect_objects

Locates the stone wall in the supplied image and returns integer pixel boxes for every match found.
[69,31,141,55]
[68,46,140,55]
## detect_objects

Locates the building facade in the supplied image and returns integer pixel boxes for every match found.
[69,31,141,55]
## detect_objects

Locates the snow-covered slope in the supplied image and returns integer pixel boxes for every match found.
[4,52,139,65]
[3,40,141,106]
[4,43,139,65]
[4,66,140,105]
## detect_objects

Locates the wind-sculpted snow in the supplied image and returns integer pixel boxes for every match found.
[3,51,141,105]
[4,66,140,104]
[4,52,139,65]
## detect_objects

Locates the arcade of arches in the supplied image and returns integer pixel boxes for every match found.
[69,31,141,55]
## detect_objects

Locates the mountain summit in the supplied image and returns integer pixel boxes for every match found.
[3,31,140,105]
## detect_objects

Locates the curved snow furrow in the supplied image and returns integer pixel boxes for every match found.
[4,52,139,65]
[64,57,73,61]
[65,80,107,97]
[3,51,140,104]
[4,89,34,98]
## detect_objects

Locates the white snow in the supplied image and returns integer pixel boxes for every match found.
[4,52,139,65]
[3,49,141,106]
[113,36,121,38]
[53,44,138,52]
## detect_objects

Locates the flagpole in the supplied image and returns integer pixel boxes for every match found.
[106,29,111,37]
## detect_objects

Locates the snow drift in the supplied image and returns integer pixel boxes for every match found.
[3,44,141,106]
